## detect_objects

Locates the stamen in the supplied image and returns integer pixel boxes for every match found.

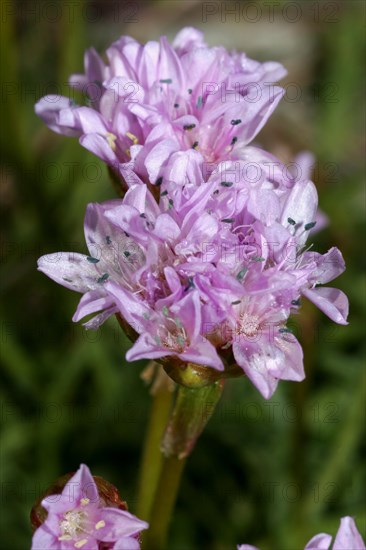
[95,520,106,530]
[160,78,172,84]
[74,540,88,549]
[230,119,241,125]
[80,498,90,506]
[183,124,196,131]
[174,317,183,328]
[287,217,296,225]
[126,132,139,145]
[97,273,109,284]
[196,96,203,108]
[106,132,117,151]
[86,257,99,264]
[220,181,233,187]
[237,268,247,281]
[304,221,316,231]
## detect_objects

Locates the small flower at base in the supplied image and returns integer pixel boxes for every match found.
[30,464,148,549]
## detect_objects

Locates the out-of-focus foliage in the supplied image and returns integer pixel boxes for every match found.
[0,1,365,549]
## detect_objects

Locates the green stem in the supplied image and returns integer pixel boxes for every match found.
[136,380,174,521]
[143,381,224,549]
[143,455,186,550]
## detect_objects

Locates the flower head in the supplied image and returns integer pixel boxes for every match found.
[31,464,148,550]
[38,150,348,399]
[238,516,366,550]
[35,27,286,186]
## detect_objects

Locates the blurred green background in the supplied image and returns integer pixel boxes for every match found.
[1,1,365,548]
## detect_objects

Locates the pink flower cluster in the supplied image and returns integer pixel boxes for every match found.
[37,28,348,399]
[31,464,148,549]
[239,516,365,550]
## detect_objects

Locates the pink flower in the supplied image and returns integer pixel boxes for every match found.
[35,27,286,185]
[38,152,348,398]
[31,464,148,550]
[238,516,365,550]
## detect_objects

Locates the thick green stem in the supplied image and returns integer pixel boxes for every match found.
[143,455,186,550]
[143,381,224,549]
[136,378,174,521]
[161,381,224,459]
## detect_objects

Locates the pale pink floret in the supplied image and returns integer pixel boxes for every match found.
[38,150,348,399]
[35,27,286,184]
[31,464,148,550]
[238,516,365,550]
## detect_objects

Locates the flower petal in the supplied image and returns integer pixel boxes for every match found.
[35,96,81,136]
[280,180,318,245]
[38,252,98,293]
[31,525,58,550]
[72,290,114,323]
[233,340,279,399]
[333,517,366,550]
[113,537,141,550]
[304,533,333,550]
[126,333,171,362]
[98,508,148,541]
[104,281,151,328]
[302,287,349,325]
[178,339,224,371]
[80,133,118,165]
[311,248,346,284]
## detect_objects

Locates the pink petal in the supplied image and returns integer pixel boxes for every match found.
[126,333,171,362]
[280,180,318,245]
[179,339,224,371]
[80,133,118,164]
[98,508,148,541]
[172,27,206,54]
[35,96,81,136]
[123,184,147,212]
[72,290,114,323]
[154,214,181,242]
[304,533,333,550]
[333,517,366,550]
[159,36,186,90]
[104,281,151,328]
[302,287,349,325]
[233,340,279,399]
[31,525,58,550]
[61,463,98,503]
[312,248,346,284]
[170,291,202,341]
[273,332,305,382]
[113,537,141,550]
[38,252,97,293]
